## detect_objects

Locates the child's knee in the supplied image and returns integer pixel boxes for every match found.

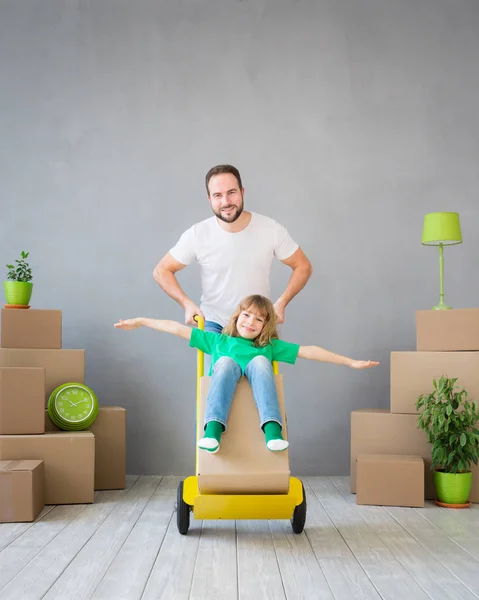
[213,356,240,374]
[248,355,272,371]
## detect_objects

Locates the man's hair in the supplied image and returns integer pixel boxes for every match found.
[222,295,279,347]
[205,165,243,194]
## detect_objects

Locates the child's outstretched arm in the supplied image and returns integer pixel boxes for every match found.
[297,345,379,369]
[114,318,192,341]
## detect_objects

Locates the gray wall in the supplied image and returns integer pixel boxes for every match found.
[1,0,478,477]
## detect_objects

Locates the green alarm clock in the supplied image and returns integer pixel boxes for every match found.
[48,382,99,431]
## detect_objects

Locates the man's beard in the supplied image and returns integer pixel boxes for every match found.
[214,200,244,223]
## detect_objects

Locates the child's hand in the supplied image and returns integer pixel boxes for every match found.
[350,360,379,369]
[114,318,143,330]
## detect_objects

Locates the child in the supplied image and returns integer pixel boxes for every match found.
[114,294,379,454]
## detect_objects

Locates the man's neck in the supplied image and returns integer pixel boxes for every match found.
[216,211,252,233]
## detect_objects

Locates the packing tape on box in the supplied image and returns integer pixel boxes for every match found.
[0,461,21,472]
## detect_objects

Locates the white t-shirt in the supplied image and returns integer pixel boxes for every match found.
[169,212,299,326]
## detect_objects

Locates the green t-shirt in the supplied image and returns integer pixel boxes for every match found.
[189,329,300,375]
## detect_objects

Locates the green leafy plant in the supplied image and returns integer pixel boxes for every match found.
[5,251,32,282]
[416,375,479,474]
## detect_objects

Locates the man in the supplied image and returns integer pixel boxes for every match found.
[153,164,312,333]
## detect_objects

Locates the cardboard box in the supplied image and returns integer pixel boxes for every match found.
[0,367,45,434]
[350,409,434,498]
[45,406,126,490]
[416,308,479,351]
[391,351,479,414]
[0,348,84,406]
[198,375,290,494]
[0,432,94,504]
[1,309,62,349]
[356,454,424,507]
[351,410,479,504]
[471,466,479,503]
[0,460,44,522]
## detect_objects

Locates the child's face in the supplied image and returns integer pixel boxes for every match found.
[236,305,266,340]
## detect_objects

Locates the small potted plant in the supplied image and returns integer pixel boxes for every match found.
[4,251,33,308]
[416,375,479,507]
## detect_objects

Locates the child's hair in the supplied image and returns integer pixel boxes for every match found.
[222,295,279,347]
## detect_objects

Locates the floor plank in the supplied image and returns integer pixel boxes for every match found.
[330,476,479,600]
[0,505,56,552]
[141,509,202,600]
[307,476,431,600]
[0,489,129,600]
[417,502,479,560]
[303,480,352,559]
[91,476,180,599]
[236,520,286,600]
[304,480,383,600]
[385,505,479,598]
[0,476,140,599]
[189,519,238,600]
[2,473,479,600]
[0,503,88,593]
[268,517,334,600]
[42,475,162,599]
[318,557,383,600]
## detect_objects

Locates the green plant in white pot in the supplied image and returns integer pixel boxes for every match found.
[416,375,479,507]
[4,251,33,308]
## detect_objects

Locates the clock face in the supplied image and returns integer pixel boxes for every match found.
[54,385,95,423]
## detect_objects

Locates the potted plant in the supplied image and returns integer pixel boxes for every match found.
[4,251,33,308]
[416,375,479,507]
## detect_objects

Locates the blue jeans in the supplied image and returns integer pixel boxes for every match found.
[204,321,223,374]
[204,355,283,431]
[204,320,223,334]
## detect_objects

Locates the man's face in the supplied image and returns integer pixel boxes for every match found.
[208,173,244,223]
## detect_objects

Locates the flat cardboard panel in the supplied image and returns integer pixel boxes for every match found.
[357,454,424,507]
[198,375,290,494]
[0,460,44,522]
[416,308,479,351]
[390,351,479,414]
[0,349,84,406]
[45,407,126,490]
[350,409,434,499]
[0,367,45,434]
[0,432,94,504]
[1,309,62,349]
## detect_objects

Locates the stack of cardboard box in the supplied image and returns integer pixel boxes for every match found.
[0,308,126,522]
[350,308,479,506]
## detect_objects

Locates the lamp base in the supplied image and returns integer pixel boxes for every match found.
[433,301,452,310]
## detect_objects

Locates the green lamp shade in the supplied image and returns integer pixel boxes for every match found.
[422,212,462,246]
[48,382,99,431]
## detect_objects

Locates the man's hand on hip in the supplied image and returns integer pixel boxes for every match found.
[273,301,285,324]
[184,300,204,325]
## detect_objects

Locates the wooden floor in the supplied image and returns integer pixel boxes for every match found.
[1,475,479,599]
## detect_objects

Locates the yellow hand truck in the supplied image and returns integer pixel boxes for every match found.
[176,316,307,534]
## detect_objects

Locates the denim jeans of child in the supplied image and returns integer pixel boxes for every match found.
[204,355,282,430]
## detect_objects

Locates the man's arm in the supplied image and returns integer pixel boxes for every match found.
[153,253,203,325]
[274,247,313,323]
